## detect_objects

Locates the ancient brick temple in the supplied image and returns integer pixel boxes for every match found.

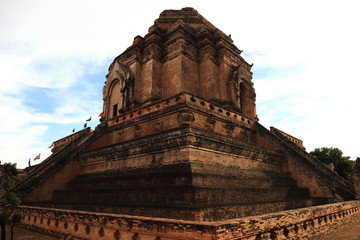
[14,8,358,239]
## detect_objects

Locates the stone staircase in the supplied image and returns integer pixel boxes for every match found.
[45,162,329,220]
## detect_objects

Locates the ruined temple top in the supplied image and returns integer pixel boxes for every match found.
[102,8,257,122]
[153,7,221,34]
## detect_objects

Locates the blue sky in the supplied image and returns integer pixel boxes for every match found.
[1,0,360,168]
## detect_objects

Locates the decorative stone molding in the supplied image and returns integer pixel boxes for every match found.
[106,92,255,128]
[15,201,360,240]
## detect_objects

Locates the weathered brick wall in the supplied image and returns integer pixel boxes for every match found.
[15,201,360,240]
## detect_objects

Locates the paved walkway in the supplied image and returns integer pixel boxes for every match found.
[322,221,360,240]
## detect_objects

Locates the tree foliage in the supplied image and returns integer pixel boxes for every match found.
[0,162,21,240]
[310,147,355,180]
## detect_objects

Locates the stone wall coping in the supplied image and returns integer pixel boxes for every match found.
[19,200,360,227]
[16,201,360,239]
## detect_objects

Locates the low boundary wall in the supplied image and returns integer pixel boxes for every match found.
[16,201,360,239]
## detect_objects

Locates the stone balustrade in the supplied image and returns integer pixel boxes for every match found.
[16,201,360,239]
[107,92,255,128]
[52,128,90,151]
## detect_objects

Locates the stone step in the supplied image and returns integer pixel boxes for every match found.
[32,198,330,221]
[65,166,298,190]
[201,198,330,221]
[52,186,310,206]
[64,174,297,190]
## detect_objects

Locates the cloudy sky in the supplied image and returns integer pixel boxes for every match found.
[1,0,359,168]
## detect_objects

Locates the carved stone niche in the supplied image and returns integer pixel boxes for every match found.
[103,60,135,120]
[224,122,236,136]
[228,64,256,119]
[155,120,163,132]
[206,117,216,126]
[134,124,142,138]
[177,110,195,126]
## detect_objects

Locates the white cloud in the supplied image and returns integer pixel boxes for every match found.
[247,0,360,160]
[0,0,360,168]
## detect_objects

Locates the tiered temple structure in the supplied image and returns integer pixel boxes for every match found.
[14,8,358,239]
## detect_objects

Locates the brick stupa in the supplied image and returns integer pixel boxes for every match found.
[16,7,355,222]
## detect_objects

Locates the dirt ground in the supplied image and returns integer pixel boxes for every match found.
[4,226,56,240]
[4,222,360,240]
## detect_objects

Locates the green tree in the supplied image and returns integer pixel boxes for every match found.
[310,147,355,180]
[0,163,21,240]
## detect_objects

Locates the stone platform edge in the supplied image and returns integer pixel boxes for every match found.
[15,201,360,240]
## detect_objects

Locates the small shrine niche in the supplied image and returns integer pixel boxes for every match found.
[103,60,134,120]
[228,65,256,118]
